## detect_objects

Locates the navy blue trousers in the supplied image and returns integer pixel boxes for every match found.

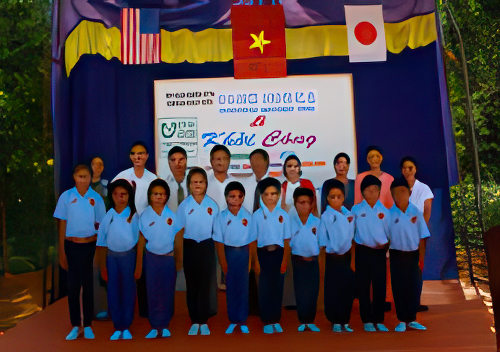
[107,248,136,331]
[257,246,284,324]
[291,255,319,324]
[324,251,355,325]
[65,240,96,327]
[183,238,217,324]
[145,250,177,330]
[390,249,421,323]
[225,245,249,324]
[355,244,387,324]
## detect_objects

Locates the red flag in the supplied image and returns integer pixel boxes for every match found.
[231,5,286,79]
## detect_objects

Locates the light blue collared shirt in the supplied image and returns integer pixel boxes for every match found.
[177,195,219,242]
[252,198,291,248]
[351,200,390,248]
[139,205,181,255]
[290,213,321,257]
[97,207,139,252]
[213,207,256,247]
[318,206,354,255]
[388,203,430,251]
[54,187,106,238]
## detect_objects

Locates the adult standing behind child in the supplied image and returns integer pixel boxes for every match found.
[112,142,157,319]
[54,165,106,340]
[321,152,355,213]
[354,146,394,209]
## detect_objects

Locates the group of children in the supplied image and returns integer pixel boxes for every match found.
[54,157,430,341]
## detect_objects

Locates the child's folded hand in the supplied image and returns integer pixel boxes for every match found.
[280,262,287,274]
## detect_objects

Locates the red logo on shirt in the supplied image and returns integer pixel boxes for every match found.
[279,215,283,223]
[242,219,248,227]
[312,227,316,235]
[227,219,232,226]
[411,216,417,224]
[89,198,95,206]
[378,213,385,219]
[149,221,155,227]
[167,218,173,225]
[70,198,77,204]
[347,216,354,223]
[207,207,213,215]
[188,209,194,215]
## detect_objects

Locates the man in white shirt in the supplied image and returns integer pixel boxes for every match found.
[243,149,270,213]
[112,141,158,215]
[165,146,189,212]
[207,145,233,210]
[112,141,158,319]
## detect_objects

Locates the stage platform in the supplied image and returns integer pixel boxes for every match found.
[0,280,496,352]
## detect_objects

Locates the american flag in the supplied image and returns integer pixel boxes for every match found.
[121,8,161,65]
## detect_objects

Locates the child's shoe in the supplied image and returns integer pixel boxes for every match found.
[122,330,132,339]
[298,324,306,332]
[376,323,389,332]
[333,324,342,333]
[344,324,353,332]
[240,325,249,334]
[146,329,158,338]
[225,324,237,334]
[162,329,171,337]
[65,327,80,341]
[408,321,426,330]
[273,323,283,333]
[395,322,406,332]
[307,324,320,332]
[188,324,200,336]
[83,327,94,339]
[364,323,376,332]
[110,331,121,340]
[200,324,210,335]
[263,324,274,334]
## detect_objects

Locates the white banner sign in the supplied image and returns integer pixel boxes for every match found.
[154,75,357,187]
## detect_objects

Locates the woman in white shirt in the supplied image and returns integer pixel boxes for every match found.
[400,156,433,223]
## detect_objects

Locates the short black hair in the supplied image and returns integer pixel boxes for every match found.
[365,145,383,157]
[250,148,269,164]
[108,179,137,221]
[293,187,314,204]
[400,156,418,170]
[323,179,345,196]
[334,152,350,165]
[187,167,208,190]
[73,164,93,178]
[283,154,302,178]
[130,141,149,154]
[210,145,231,159]
[360,174,382,193]
[168,146,187,159]
[224,181,246,197]
[391,176,411,191]
[147,179,171,205]
[257,177,281,195]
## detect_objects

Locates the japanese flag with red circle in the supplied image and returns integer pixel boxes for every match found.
[344,5,387,63]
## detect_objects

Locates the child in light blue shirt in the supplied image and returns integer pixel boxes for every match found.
[139,179,182,339]
[318,179,355,333]
[252,177,291,334]
[290,187,321,332]
[388,177,430,332]
[97,179,140,341]
[177,167,219,336]
[214,181,256,334]
[351,175,390,332]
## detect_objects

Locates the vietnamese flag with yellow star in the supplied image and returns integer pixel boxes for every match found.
[231,5,286,79]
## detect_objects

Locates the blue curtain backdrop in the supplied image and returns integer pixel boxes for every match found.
[52,42,458,280]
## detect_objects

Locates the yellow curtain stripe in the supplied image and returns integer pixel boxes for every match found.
[65,21,121,75]
[65,12,436,76]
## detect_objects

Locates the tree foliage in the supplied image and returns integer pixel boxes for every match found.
[0,0,54,269]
